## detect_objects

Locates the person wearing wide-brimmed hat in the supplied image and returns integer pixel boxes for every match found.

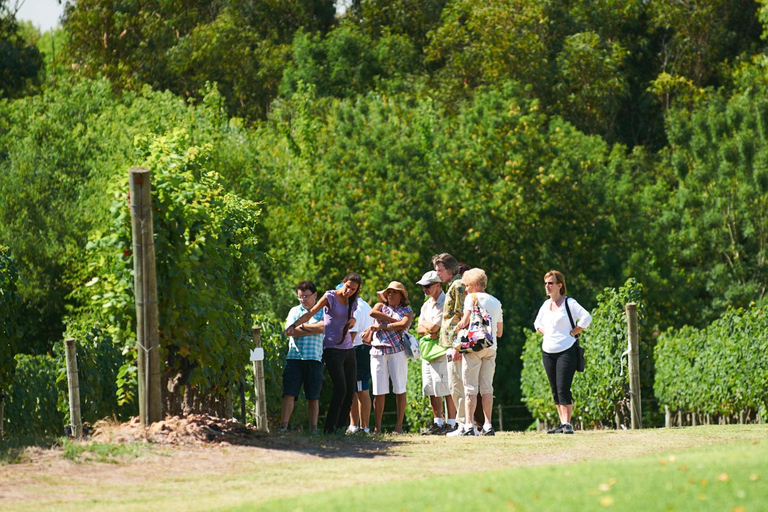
[364,281,414,434]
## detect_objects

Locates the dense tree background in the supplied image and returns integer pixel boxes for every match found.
[1,0,767,426]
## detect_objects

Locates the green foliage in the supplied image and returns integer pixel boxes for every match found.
[56,321,135,422]
[0,246,21,392]
[662,87,768,315]
[404,330,432,433]
[72,129,262,409]
[521,279,645,425]
[62,0,335,119]
[0,79,228,354]
[346,0,446,52]
[4,354,61,436]
[0,1,42,98]
[655,303,768,418]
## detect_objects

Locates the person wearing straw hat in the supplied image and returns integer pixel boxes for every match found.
[415,270,455,435]
[365,281,414,434]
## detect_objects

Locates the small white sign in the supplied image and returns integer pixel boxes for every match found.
[250,348,265,362]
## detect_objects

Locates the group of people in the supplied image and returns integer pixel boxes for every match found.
[280,254,591,436]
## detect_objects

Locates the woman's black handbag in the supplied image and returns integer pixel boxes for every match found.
[565,297,586,372]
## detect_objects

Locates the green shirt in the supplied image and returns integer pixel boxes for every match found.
[439,275,466,348]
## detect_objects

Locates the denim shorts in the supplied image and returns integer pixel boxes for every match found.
[355,344,372,389]
[282,359,324,400]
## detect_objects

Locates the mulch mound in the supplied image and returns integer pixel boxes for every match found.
[91,414,269,446]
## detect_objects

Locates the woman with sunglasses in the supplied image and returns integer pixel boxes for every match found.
[534,270,592,434]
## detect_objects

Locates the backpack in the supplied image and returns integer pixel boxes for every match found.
[457,294,495,353]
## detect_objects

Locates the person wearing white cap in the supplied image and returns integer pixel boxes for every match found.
[366,281,414,434]
[415,270,455,435]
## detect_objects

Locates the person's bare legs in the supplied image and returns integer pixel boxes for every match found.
[445,394,457,421]
[481,393,493,426]
[373,395,386,434]
[307,399,319,432]
[357,390,371,430]
[557,403,573,424]
[429,395,444,420]
[394,393,406,433]
[349,394,360,429]
[280,395,295,429]
[464,393,477,432]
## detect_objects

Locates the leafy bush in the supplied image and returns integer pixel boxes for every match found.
[4,354,61,436]
[521,279,645,426]
[56,321,136,423]
[69,128,263,414]
[0,246,21,393]
[655,303,768,420]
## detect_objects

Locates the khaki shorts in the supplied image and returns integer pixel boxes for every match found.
[421,355,450,397]
[462,347,496,396]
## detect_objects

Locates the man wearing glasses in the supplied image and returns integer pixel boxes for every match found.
[280,280,325,433]
[416,270,456,434]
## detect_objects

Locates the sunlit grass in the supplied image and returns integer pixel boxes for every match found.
[61,438,149,463]
[236,435,768,512]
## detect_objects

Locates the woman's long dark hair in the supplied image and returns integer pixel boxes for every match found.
[338,272,362,344]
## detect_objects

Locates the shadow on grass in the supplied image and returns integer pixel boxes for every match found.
[258,431,405,459]
[0,435,60,464]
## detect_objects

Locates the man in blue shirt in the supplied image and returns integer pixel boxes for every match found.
[280,280,325,433]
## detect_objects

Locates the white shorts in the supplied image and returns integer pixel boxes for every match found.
[371,351,408,395]
[422,355,450,397]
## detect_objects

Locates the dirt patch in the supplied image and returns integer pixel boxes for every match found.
[90,414,270,446]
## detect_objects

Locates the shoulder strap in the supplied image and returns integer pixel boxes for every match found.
[564,296,576,329]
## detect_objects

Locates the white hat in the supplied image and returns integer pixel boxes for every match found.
[415,271,441,286]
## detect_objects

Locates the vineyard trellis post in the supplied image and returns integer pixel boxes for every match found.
[129,167,162,426]
[64,337,82,437]
[626,302,642,429]
[251,326,269,432]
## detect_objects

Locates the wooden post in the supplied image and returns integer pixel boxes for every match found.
[252,326,269,432]
[129,167,162,426]
[497,404,503,432]
[626,303,642,429]
[665,405,671,428]
[64,338,82,438]
[239,383,246,424]
[0,391,4,439]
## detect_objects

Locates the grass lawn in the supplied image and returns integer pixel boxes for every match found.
[1,425,765,511]
[247,431,765,511]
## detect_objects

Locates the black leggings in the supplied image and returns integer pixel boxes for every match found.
[542,343,578,405]
[322,348,357,433]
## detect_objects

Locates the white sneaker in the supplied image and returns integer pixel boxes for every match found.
[446,425,465,437]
